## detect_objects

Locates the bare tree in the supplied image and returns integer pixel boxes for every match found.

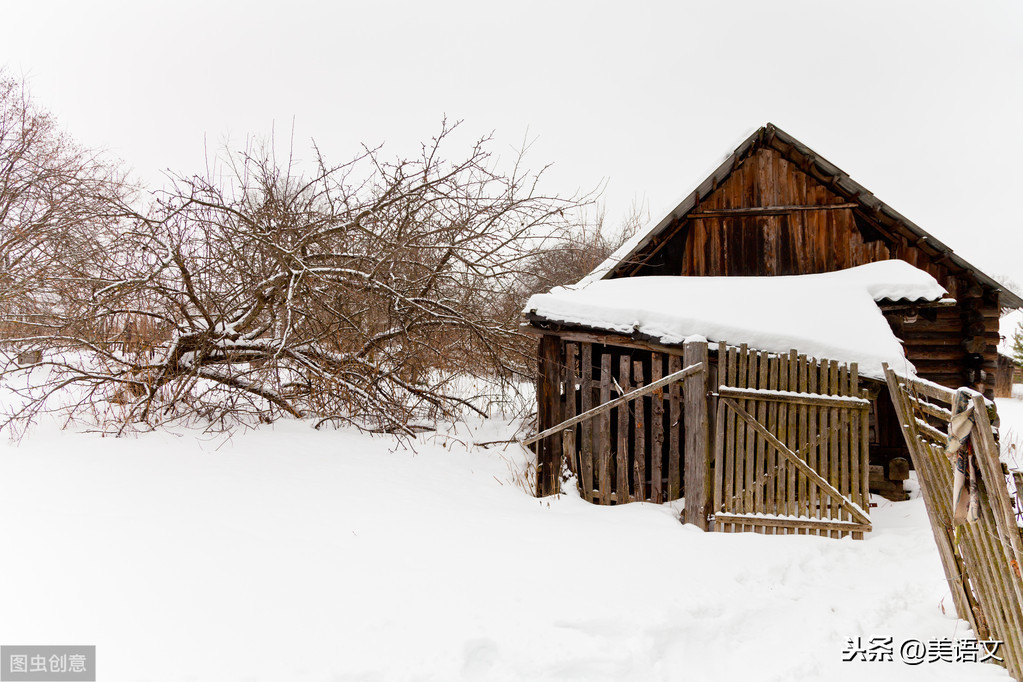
[0,73,128,342]
[1,121,587,434]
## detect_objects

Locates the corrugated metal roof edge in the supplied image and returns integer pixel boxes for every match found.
[600,123,1023,310]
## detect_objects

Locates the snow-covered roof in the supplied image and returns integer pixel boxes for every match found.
[577,123,1023,310]
[524,260,949,380]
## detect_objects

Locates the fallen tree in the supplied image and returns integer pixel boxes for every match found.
[1,121,587,434]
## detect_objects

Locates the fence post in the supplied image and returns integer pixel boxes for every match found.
[683,338,710,529]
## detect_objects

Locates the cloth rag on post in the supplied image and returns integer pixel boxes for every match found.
[945,388,981,526]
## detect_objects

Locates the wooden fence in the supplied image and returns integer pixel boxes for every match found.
[884,365,1023,680]
[532,335,711,526]
[712,344,871,538]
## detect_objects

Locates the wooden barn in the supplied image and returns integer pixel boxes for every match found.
[522,123,1023,538]
[995,352,1017,398]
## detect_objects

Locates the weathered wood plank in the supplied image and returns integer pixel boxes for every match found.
[668,354,683,501]
[743,346,757,517]
[786,350,798,520]
[633,361,647,501]
[714,513,870,534]
[850,362,863,540]
[651,353,665,503]
[684,339,710,528]
[563,343,578,477]
[754,350,770,531]
[688,202,859,217]
[903,375,956,404]
[536,334,562,496]
[838,363,850,534]
[598,353,612,504]
[579,343,594,501]
[724,345,738,518]
[735,344,748,519]
[715,386,869,408]
[828,359,840,537]
[915,398,953,422]
[617,354,631,503]
[713,342,728,518]
[520,325,689,360]
[766,354,779,528]
[818,360,831,531]
[807,357,819,533]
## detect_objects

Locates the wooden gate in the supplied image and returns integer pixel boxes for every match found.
[712,344,872,538]
[884,365,1023,679]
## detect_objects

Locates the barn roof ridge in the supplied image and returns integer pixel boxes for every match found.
[588,123,1023,309]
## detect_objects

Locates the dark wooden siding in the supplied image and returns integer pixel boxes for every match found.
[618,147,999,396]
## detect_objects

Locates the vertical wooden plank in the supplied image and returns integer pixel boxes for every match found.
[818,360,833,535]
[774,352,787,527]
[580,343,594,502]
[848,363,863,539]
[829,359,841,537]
[796,353,808,533]
[743,346,757,521]
[734,344,748,521]
[668,354,683,501]
[617,354,631,503]
[838,363,851,537]
[650,353,665,503]
[536,334,562,496]
[807,357,819,535]
[598,353,612,504]
[683,339,710,529]
[818,359,831,534]
[713,343,727,519]
[766,354,780,531]
[724,345,738,518]
[786,350,798,521]
[753,349,769,532]
[632,360,646,501]
[563,343,578,479]
[858,368,870,538]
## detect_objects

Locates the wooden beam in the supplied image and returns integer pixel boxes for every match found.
[713,513,871,534]
[717,386,869,409]
[521,362,705,447]
[519,323,687,358]
[689,203,857,217]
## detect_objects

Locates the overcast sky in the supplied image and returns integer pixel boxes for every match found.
[3,1,1022,286]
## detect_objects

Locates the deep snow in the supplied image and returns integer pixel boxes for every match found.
[0,403,1017,680]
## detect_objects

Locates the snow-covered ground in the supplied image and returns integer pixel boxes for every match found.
[1,399,1019,680]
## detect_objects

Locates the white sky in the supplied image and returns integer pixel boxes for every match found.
[3,0,1022,286]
